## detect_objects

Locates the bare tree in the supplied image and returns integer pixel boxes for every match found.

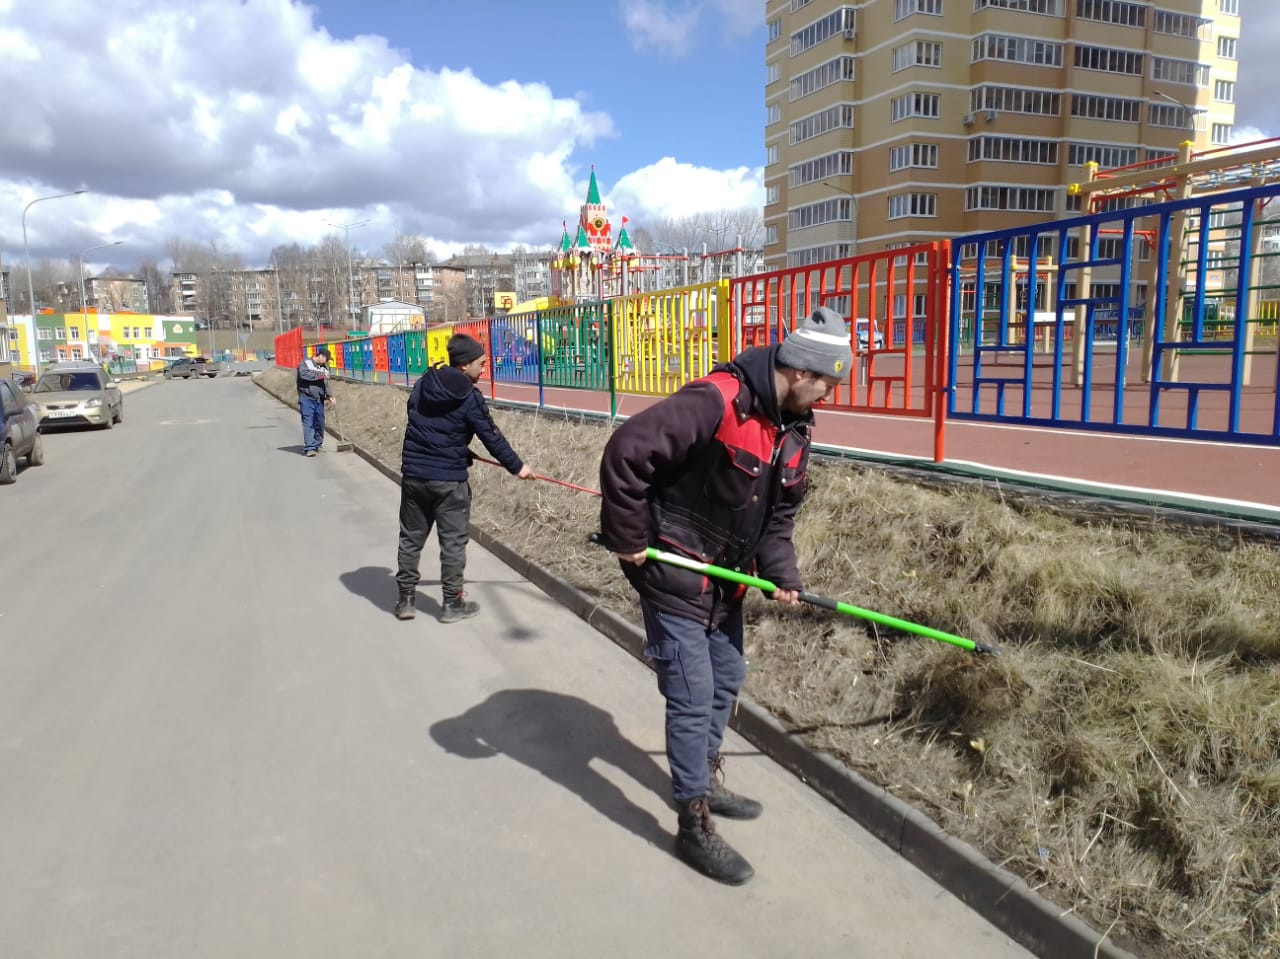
[316,234,351,328]
[383,232,436,267]
[139,259,172,313]
[639,207,764,254]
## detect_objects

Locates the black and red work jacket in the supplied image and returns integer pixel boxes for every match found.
[599,345,812,627]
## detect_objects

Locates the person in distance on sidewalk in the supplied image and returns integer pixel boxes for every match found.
[297,346,334,456]
[598,306,850,885]
[395,333,534,623]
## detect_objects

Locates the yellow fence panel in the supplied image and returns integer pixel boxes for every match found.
[611,280,728,397]
[426,324,455,369]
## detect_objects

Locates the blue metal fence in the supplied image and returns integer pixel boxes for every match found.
[948,182,1280,445]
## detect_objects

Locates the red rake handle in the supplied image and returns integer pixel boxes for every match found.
[472,453,601,497]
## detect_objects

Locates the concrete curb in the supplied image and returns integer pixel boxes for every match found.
[253,375,1139,959]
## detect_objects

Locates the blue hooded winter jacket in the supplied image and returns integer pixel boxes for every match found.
[401,366,523,482]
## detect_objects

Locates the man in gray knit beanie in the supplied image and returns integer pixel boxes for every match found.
[776,305,854,379]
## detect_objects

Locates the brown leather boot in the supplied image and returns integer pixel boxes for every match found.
[675,797,754,885]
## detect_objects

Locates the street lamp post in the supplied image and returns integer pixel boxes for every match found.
[1154,90,1204,136]
[324,218,372,329]
[820,179,859,254]
[23,189,87,378]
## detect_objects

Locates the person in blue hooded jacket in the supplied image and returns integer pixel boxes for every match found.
[395,333,533,623]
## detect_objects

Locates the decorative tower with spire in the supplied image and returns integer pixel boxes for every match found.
[550,166,645,302]
[580,166,612,255]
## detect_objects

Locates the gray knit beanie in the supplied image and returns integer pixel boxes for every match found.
[776,306,853,378]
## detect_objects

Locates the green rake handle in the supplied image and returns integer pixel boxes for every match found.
[589,534,1000,656]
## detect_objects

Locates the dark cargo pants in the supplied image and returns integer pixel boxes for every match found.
[640,600,747,805]
[396,477,471,602]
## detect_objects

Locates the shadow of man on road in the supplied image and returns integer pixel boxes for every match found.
[340,565,441,617]
[429,689,674,851]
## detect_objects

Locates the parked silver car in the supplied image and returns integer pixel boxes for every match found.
[31,364,124,429]
[1,376,44,483]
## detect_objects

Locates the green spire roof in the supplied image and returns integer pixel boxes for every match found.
[574,223,592,251]
[558,224,572,252]
[615,226,635,252]
[585,167,601,205]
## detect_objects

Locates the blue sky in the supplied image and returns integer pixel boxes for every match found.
[312,0,767,176]
[0,0,1274,275]
[0,0,766,273]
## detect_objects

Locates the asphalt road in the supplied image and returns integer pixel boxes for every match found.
[0,375,1032,959]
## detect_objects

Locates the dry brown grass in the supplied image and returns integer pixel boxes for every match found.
[259,369,1280,959]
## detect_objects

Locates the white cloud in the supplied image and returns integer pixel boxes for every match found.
[607,157,763,222]
[0,0,619,266]
[618,0,760,57]
[1229,125,1270,146]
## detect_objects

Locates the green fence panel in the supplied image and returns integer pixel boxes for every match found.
[539,301,612,391]
[406,330,428,375]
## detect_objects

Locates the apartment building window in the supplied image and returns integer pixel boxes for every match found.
[1219,0,1238,14]
[69,325,80,339]
[971,85,1060,116]
[896,0,943,19]
[967,135,1058,164]
[789,104,855,144]
[765,226,779,246]
[965,186,1055,212]
[768,18,781,42]
[789,55,855,101]
[974,34,1063,68]
[789,198,854,231]
[1071,93,1141,123]
[37,328,52,341]
[891,92,941,121]
[55,328,66,341]
[767,62,780,84]
[790,7,856,57]
[1010,234,1056,258]
[788,244,852,267]
[1148,103,1197,130]
[974,0,1062,13]
[767,144,779,165]
[768,103,781,125]
[892,40,943,72]
[888,193,938,219]
[1153,57,1210,87]
[789,149,854,187]
[767,185,780,205]
[1068,143,1138,167]
[1074,45,1143,76]
[1217,36,1238,60]
[1212,123,1233,145]
[790,0,815,11]
[1152,10,1205,38]
[886,242,932,266]
[1075,0,1145,27]
[1214,80,1235,102]
[889,143,939,170]
[1146,148,1178,163]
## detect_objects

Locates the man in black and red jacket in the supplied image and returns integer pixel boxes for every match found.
[599,306,852,885]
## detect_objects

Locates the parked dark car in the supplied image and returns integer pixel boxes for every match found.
[164,356,223,379]
[0,376,44,483]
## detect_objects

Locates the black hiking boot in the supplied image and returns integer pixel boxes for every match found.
[675,797,754,885]
[707,756,763,820]
[393,592,416,621]
[439,596,479,624]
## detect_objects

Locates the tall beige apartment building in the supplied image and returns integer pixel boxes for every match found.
[764,0,1242,270]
